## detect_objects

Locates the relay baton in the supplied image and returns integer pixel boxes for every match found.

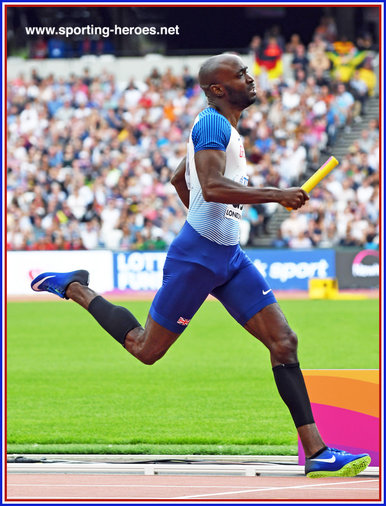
[286,156,339,211]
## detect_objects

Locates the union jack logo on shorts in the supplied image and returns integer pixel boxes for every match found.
[177,316,190,326]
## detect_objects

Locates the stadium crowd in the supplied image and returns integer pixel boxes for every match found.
[7,23,379,251]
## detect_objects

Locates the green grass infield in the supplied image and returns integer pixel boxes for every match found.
[7,298,379,455]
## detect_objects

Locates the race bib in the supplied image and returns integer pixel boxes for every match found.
[224,175,249,222]
[225,203,243,221]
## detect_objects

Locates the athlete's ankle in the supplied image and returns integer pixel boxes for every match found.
[66,283,97,308]
[308,446,328,460]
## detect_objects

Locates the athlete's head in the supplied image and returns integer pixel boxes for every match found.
[198,54,256,109]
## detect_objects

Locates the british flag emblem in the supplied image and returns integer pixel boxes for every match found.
[177,317,190,326]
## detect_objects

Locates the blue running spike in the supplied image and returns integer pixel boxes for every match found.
[305,447,371,478]
[31,270,89,299]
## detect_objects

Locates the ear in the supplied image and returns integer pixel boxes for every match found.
[210,84,225,97]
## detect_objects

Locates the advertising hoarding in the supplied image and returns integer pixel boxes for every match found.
[336,249,379,289]
[113,249,336,291]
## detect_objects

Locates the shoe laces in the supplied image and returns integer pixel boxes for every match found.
[328,448,348,455]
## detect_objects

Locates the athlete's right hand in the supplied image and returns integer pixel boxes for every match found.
[277,188,309,210]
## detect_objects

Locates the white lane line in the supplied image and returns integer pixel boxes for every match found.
[173,479,379,499]
[6,481,379,502]
[7,497,182,500]
[6,495,199,504]
[7,483,272,489]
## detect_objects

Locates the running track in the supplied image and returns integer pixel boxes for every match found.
[7,472,380,501]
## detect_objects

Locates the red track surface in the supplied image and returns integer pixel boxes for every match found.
[6,474,380,502]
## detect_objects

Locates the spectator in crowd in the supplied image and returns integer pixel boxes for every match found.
[281,212,308,243]
[356,57,377,97]
[7,33,378,253]
[356,31,377,52]
[291,44,309,80]
[30,38,48,59]
[327,39,367,83]
[331,82,355,130]
[308,35,331,75]
[350,69,370,116]
[285,33,302,54]
[288,230,313,249]
[314,16,337,43]
[250,34,283,86]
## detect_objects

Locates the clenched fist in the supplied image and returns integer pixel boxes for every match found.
[278,188,309,210]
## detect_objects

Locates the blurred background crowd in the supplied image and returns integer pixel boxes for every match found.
[7,15,379,252]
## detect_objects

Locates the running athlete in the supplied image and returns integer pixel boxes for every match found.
[31,54,370,478]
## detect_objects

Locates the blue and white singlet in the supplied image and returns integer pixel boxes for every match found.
[186,107,249,246]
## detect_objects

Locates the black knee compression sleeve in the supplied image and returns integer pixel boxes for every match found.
[88,296,141,346]
[272,362,315,428]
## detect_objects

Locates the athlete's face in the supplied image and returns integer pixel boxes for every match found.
[219,57,257,109]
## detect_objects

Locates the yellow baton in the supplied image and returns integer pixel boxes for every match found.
[286,156,339,211]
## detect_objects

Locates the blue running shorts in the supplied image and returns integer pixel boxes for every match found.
[149,221,276,333]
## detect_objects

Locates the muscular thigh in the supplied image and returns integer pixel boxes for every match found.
[149,257,216,334]
[211,252,276,326]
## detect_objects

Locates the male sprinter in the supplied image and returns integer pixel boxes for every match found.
[31,54,370,478]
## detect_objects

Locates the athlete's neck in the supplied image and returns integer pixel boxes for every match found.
[207,101,241,129]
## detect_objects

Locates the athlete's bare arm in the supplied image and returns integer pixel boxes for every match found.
[195,149,309,210]
[171,156,189,208]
